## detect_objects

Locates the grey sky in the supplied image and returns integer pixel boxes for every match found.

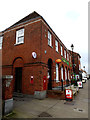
[0,0,89,73]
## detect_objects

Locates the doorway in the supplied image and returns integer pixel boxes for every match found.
[48,59,52,90]
[14,67,22,93]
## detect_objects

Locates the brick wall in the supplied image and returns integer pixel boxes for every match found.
[2,17,72,96]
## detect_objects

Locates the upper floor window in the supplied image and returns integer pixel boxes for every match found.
[48,31,52,47]
[67,53,69,61]
[64,49,66,58]
[16,28,24,44]
[61,45,63,56]
[55,40,58,52]
[0,36,3,49]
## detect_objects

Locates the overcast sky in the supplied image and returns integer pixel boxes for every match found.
[0,0,89,73]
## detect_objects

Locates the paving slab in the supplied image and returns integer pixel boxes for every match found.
[4,80,88,119]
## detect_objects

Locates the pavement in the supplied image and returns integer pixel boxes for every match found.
[4,80,88,119]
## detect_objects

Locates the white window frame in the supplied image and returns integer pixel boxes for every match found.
[48,31,52,47]
[55,40,58,52]
[56,64,59,82]
[68,70,70,80]
[16,28,24,44]
[0,36,3,49]
[67,53,69,61]
[70,55,71,63]
[61,45,63,56]
[65,68,67,80]
[61,67,63,80]
[64,49,66,59]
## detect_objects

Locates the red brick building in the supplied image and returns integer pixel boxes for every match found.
[0,11,73,99]
[69,50,81,80]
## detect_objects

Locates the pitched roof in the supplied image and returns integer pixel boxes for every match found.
[4,11,41,31]
[69,50,81,58]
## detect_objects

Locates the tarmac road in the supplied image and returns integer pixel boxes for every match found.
[5,80,89,119]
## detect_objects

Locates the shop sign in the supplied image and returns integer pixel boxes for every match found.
[75,75,79,80]
[77,81,83,88]
[65,89,73,100]
[62,57,69,65]
[55,59,61,63]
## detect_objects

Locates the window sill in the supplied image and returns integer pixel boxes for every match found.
[48,44,53,48]
[56,80,60,83]
[56,51,59,54]
[14,42,24,46]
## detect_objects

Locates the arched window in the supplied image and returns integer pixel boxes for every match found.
[61,66,63,80]
[65,67,67,80]
[68,70,69,80]
[56,63,59,82]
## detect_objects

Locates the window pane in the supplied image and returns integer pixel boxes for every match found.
[61,67,63,80]
[55,40,58,52]
[65,68,67,80]
[0,36,3,49]
[48,31,52,46]
[16,28,24,44]
[61,46,63,56]
[56,64,59,81]
[18,29,24,37]
[18,37,24,43]
[0,37,3,43]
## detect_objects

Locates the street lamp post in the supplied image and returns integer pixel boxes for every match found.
[83,66,85,71]
[71,44,75,85]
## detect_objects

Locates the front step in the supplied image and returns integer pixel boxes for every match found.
[47,90,65,100]
[13,92,34,98]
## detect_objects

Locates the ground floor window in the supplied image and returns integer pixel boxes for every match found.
[56,64,59,82]
[61,66,63,80]
[68,70,69,80]
[65,68,67,80]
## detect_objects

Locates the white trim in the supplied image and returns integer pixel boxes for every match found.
[16,28,24,44]
[61,45,63,56]
[61,67,63,80]
[56,63,59,82]
[65,68,67,80]
[0,36,3,49]
[4,19,42,34]
[48,31,52,47]
[55,40,58,52]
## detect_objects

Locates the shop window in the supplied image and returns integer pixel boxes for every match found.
[0,36,3,49]
[55,40,58,52]
[48,31,52,47]
[16,28,24,44]
[68,70,69,80]
[65,68,67,80]
[56,64,59,82]
[61,67,63,80]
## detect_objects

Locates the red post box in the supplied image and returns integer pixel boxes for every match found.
[30,76,34,84]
